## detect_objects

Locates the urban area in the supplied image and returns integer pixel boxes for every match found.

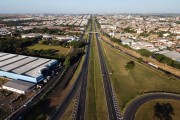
[0,13,180,120]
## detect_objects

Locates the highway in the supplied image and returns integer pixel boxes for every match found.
[123,93,180,120]
[74,38,90,120]
[51,17,120,120]
[51,18,92,120]
[74,19,92,120]
[95,21,119,120]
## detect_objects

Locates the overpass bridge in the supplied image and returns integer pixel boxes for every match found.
[85,32,99,34]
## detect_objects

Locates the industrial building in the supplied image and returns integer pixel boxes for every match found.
[156,50,180,62]
[0,52,59,83]
[2,80,35,94]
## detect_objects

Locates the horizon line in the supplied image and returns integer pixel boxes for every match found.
[0,12,180,15]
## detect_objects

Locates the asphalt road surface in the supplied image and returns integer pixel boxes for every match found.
[123,93,180,120]
[51,20,92,120]
[75,33,91,120]
[95,28,118,119]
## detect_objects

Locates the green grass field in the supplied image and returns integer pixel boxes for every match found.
[100,40,180,112]
[86,34,108,120]
[135,99,180,120]
[28,44,71,55]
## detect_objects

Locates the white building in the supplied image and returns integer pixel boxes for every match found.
[21,33,42,38]
[131,42,158,52]
[136,29,144,34]
[131,42,154,50]
[121,39,136,46]
[54,36,79,42]
[2,80,35,94]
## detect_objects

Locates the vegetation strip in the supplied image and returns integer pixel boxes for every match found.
[86,33,97,120]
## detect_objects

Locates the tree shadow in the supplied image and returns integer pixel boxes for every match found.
[154,102,174,120]
[23,99,56,120]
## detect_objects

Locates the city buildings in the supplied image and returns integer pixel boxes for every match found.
[97,14,180,60]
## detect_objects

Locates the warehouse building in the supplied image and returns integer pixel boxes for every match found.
[2,80,35,94]
[156,50,180,62]
[0,52,59,83]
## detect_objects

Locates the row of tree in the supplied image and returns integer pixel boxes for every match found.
[0,37,38,53]
[69,41,85,48]
[64,49,84,68]
[137,49,180,69]
[0,38,65,60]
[11,27,81,38]
[1,19,46,27]
[40,40,68,47]
[153,53,180,69]
[20,49,63,60]
[138,49,153,57]
[40,39,85,48]
[23,27,64,35]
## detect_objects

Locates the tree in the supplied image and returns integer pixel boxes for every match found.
[154,102,174,120]
[69,41,84,48]
[123,27,136,33]
[154,54,166,62]
[154,53,180,69]
[138,49,153,57]
[139,31,150,37]
[125,61,135,71]
[171,61,180,69]
[161,57,173,65]
[137,58,143,63]
[64,56,71,68]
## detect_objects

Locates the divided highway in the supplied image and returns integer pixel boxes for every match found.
[75,17,120,120]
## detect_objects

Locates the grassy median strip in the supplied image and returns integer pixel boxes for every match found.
[135,99,180,120]
[86,33,97,120]
[100,40,180,113]
[86,34,108,120]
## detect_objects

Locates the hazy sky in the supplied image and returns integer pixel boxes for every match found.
[0,0,180,14]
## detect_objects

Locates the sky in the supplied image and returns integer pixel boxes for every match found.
[0,0,180,14]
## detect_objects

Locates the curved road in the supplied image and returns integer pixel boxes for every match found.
[123,93,180,120]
